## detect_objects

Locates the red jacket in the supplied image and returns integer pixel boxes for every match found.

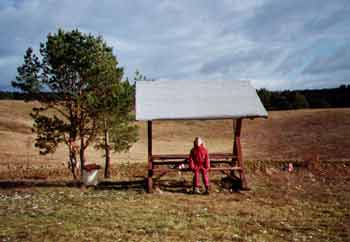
[189,144,210,171]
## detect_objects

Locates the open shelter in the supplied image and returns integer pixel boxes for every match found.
[136,80,268,192]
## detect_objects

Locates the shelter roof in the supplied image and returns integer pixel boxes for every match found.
[136,80,268,121]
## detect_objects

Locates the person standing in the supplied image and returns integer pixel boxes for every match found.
[189,137,210,194]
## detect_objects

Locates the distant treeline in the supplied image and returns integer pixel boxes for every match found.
[258,84,350,110]
[1,84,350,110]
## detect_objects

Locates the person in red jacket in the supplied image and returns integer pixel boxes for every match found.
[189,137,210,194]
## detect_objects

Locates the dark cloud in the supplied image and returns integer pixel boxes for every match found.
[0,0,349,90]
[238,0,349,42]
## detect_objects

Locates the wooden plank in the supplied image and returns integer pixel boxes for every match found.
[153,166,242,173]
[147,120,153,193]
[152,154,187,160]
[153,160,235,166]
[210,167,242,171]
[152,153,236,160]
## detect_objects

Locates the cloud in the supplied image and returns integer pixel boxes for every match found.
[303,8,350,34]
[200,47,282,76]
[303,45,350,75]
[237,0,349,42]
[0,0,350,90]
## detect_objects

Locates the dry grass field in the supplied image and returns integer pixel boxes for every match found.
[0,100,350,242]
[0,100,349,168]
[0,100,349,180]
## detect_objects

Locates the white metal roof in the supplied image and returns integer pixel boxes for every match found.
[136,80,268,121]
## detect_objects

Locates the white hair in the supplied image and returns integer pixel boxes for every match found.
[194,137,203,147]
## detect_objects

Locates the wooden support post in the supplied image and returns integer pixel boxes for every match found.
[232,119,237,165]
[231,119,238,179]
[234,118,249,190]
[147,120,153,193]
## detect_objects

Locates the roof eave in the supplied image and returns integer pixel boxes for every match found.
[136,114,268,121]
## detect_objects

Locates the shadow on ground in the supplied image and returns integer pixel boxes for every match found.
[0,175,244,194]
[0,179,146,191]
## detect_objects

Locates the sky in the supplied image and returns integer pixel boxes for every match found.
[0,0,350,90]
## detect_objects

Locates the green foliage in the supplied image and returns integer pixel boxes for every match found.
[91,80,139,153]
[30,108,68,155]
[100,114,138,153]
[87,74,138,178]
[12,48,42,97]
[133,69,148,82]
[292,92,309,109]
[257,88,272,110]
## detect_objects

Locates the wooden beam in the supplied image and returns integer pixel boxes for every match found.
[235,118,249,190]
[147,120,153,193]
[153,160,234,166]
[153,167,242,174]
[152,153,236,161]
[232,119,237,164]
[231,119,239,180]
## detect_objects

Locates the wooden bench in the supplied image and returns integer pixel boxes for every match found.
[150,153,243,181]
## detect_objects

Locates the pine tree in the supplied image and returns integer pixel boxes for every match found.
[12,29,138,179]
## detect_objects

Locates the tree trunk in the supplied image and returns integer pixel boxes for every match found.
[104,128,111,178]
[80,137,85,180]
[69,150,78,180]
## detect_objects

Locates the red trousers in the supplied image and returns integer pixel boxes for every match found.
[193,168,209,188]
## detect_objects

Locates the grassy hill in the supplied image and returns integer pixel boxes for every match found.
[0,100,349,167]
